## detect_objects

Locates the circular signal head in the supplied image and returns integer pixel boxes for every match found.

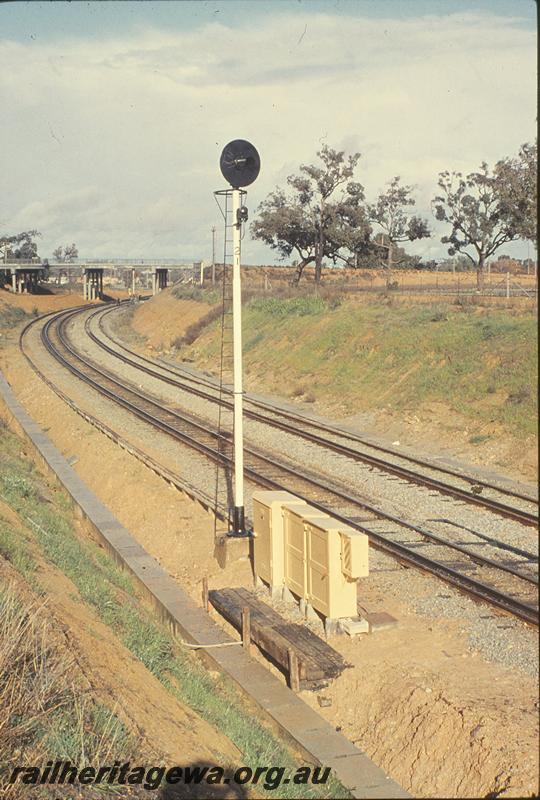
[220,139,260,188]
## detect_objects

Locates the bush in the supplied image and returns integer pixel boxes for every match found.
[0,305,29,331]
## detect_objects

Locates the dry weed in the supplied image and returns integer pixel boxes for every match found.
[0,584,132,798]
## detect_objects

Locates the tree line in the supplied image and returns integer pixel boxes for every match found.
[251,141,537,288]
[0,235,78,266]
[1,142,535,290]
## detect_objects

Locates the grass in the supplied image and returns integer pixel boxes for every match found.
[469,434,491,445]
[0,584,136,800]
[0,304,30,328]
[0,426,349,799]
[43,699,133,766]
[172,305,223,348]
[172,284,221,305]
[248,296,329,317]
[0,304,31,348]
[189,297,537,438]
[0,521,38,582]
[109,305,148,349]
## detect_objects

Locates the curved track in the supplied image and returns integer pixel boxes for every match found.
[92,303,538,526]
[19,305,539,627]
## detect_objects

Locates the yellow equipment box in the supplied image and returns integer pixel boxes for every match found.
[304,517,369,620]
[252,491,304,595]
[282,503,329,600]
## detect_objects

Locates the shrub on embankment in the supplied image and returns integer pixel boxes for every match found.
[186,296,538,438]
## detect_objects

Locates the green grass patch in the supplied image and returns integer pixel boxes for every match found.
[109,305,148,348]
[43,699,134,766]
[192,299,537,438]
[0,427,349,798]
[172,284,221,305]
[0,520,37,581]
[248,296,328,317]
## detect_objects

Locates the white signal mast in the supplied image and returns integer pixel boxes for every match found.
[215,139,260,536]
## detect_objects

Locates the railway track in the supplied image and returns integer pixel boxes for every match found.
[90,303,538,527]
[19,305,539,627]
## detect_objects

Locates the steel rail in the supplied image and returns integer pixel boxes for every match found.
[87,304,537,524]
[23,306,539,627]
[94,303,538,511]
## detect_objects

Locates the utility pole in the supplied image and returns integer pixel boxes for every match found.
[211,226,216,285]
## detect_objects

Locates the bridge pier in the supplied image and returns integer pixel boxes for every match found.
[151,268,168,295]
[9,268,42,294]
[83,268,104,301]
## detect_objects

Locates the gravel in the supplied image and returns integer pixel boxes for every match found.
[29,307,539,678]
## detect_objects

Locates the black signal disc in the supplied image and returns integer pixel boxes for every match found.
[220,140,260,188]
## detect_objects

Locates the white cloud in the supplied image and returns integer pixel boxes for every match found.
[0,9,536,261]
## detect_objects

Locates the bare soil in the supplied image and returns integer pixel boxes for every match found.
[131,293,216,350]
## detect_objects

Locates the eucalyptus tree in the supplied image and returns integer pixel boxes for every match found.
[251,145,371,284]
[369,177,430,277]
[0,230,41,261]
[53,243,79,262]
[433,163,522,289]
[494,141,537,246]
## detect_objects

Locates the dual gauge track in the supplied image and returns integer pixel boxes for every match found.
[20,303,539,627]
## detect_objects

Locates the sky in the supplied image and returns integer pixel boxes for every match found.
[1,0,537,264]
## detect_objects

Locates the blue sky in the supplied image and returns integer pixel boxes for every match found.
[2,1,536,40]
[1,1,537,262]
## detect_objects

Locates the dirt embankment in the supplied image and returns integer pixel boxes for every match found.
[0,288,129,317]
[0,537,236,770]
[131,288,218,350]
[0,424,240,793]
[129,289,537,483]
